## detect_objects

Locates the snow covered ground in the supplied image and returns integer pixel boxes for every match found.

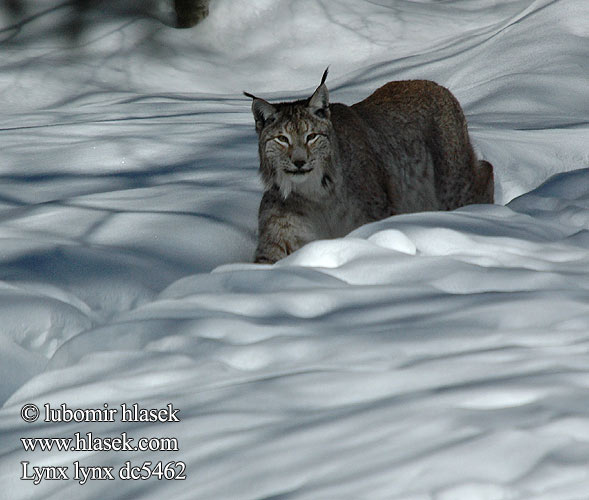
[1,0,589,498]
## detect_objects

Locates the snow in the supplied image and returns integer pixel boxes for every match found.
[1,0,589,498]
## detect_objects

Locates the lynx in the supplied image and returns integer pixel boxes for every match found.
[245,70,494,264]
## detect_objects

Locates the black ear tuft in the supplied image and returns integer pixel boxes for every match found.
[320,67,329,86]
[243,91,257,100]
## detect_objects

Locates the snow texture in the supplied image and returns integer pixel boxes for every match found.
[1,0,589,498]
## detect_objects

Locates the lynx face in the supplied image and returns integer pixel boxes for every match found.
[262,107,334,199]
[246,80,336,200]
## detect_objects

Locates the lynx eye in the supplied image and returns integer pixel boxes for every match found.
[274,135,290,146]
[306,133,320,145]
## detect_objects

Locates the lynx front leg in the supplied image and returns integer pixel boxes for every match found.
[254,213,316,264]
[254,192,317,264]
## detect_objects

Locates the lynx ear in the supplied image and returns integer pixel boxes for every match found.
[244,92,277,132]
[308,68,330,119]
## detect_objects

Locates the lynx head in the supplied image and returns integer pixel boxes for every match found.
[245,69,336,200]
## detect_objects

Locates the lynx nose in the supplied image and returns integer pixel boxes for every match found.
[293,160,306,169]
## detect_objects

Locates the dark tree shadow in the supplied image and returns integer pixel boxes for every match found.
[174,0,210,28]
[0,0,210,42]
